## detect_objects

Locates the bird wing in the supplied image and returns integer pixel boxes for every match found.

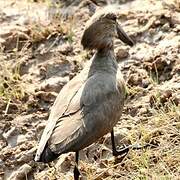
[48,72,125,154]
[35,66,125,160]
[34,68,88,161]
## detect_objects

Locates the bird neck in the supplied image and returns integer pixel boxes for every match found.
[96,47,115,57]
[86,48,118,77]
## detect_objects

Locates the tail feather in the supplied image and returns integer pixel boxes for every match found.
[38,144,59,163]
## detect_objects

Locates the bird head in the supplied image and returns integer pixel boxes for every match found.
[81,7,134,51]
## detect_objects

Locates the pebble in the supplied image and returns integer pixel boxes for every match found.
[116,47,129,61]
[7,164,32,180]
[39,76,69,93]
[35,91,57,102]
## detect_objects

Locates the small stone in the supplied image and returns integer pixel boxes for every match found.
[138,107,148,115]
[39,66,47,78]
[160,90,172,104]
[127,74,142,86]
[162,23,170,31]
[163,90,172,99]
[3,127,16,140]
[142,79,150,88]
[116,47,129,61]
[39,77,68,93]
[16,135,28,145]
[173,24,180,32]
[57,43,73,55]
[35,91,57,102]
[56,153,73,172]
[16,147,36,163]
[8,164,32,180]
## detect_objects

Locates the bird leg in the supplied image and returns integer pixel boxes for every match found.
[111,129,148,157]
[74,151,80,180]
[111,129,130,156]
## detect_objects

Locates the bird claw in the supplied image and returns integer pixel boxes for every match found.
[113,143,149,157]
[113,145,129,157]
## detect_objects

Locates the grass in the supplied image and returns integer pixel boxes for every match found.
[37,98,179,179]
[70,89,179,179]
[35,79,178,179]
[124,99,180,179]
[125,84,142,98]
[0,5,76,96]
[0,4,76,115]
[0,0,179,179]
[27,16,75,47]
[0,48,25,101]
[149,68,159,85]
[28,22,63,44]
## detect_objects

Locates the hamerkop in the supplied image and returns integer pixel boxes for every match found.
[35,7,134,179]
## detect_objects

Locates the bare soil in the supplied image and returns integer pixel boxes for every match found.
[0,0,179,179]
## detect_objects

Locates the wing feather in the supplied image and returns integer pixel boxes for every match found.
[46,72,125,154]
[34,69,88,161]
[35,60,125,161]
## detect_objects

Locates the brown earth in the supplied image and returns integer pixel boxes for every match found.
[0,0,179,179]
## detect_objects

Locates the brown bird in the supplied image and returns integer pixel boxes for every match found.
[35,7,134,180]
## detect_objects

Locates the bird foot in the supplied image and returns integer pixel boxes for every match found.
[74,166,80,180]
[113,143,149,157]
[112,144,129,157]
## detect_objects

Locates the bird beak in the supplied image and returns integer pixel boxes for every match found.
[116,23,134,46]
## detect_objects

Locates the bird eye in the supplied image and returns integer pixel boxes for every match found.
[111,15,117,21]
[106,13,117,21]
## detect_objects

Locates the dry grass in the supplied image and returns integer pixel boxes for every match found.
[28,18,75,44]
[36,100,180,179]
[0,11,75,99]
[0,48,25,101]
[125,101,180,179]
[0,0,179,179]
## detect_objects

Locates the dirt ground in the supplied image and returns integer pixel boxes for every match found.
[0,0,179,179]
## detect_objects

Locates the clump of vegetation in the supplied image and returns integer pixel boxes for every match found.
[0,48,25,102]
[125,96,180,179]
[0,0,179,179]
[28,22,64,43]
[26,18,75,49]
[126,84,142,98]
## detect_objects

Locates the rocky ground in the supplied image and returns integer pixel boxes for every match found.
[0,0,179,179]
